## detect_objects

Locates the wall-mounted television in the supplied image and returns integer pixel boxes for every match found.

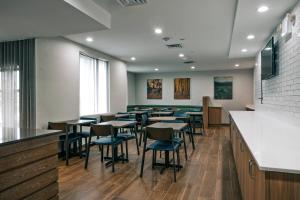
[261,37,277,80]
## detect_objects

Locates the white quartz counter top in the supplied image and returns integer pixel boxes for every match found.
[230,111,300,174]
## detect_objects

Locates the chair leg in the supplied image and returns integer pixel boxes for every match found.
[140,142,147,178]
[125,140,129,159]
[139,130,143,146]
[106,145,110,157]
[177,149,180,172]
[84,142,90,169]
[182,132,188,161]
[101,145,104,162]
[173,150,176,182]
[79,138,82,158]
[134,127,140,155]
[152,150,155,169]
[112,144,115,172]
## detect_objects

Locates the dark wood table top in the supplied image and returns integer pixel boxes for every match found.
[66,119,96,125]
[99,113,130,118]
[98,120,137,128]
[147,122,188,131]
[151,111,174,115]
[185,112,203,116]
[148,117,177,122]
[129,111,148,114]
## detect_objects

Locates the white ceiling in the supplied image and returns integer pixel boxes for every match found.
[229,0,299,58]
[0,0,110,42]
[1,0,298,73]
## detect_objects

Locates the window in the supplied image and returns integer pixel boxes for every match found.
[0,69,20,127]
[80,54,108,116]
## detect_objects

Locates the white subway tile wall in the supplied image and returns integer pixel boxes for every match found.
[254,2,300,118]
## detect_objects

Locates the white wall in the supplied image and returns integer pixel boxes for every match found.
[254,1,300,121]
[127,72,136,105]
[133,69,254,123]
[36,37,128,128]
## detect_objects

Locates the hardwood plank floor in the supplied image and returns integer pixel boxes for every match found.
[58,127,242,200]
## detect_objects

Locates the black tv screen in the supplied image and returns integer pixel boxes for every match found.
[261,37,276,80]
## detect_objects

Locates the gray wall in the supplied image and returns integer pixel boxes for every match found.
[133,69,254,123]
[127,72,136,105]
[36,37,128,128]
[254,1,300,120]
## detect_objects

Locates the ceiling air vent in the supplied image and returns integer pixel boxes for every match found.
[166,43,183,49]
[184,61,195,64]
[116,0,148,7]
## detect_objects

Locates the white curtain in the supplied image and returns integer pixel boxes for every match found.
[0,66,20,128]
[98,60,108,113]
[80,54,108,116]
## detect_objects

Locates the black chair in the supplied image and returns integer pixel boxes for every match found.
[116,118,140,159]
[84,124,124,172]
[140,127,181,182]
[48,122,82,165]
[160,120,188,160]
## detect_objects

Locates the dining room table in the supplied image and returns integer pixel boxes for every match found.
[97,120,138,167]
[151,111,174,116]
[64,119,97,165]
[185,111,204,135]
[146,122,189,171]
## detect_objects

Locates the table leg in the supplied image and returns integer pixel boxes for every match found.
[65,126,69,166]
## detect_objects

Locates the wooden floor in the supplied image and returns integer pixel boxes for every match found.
[58,127,242,200]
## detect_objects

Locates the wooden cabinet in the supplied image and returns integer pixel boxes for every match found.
[230,120,300,200]
[208,107,222,125]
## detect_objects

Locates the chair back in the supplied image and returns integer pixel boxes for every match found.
[101,115,115,122]
[90,124,112,137]
[146,127,173,141]
[48,122,67,132]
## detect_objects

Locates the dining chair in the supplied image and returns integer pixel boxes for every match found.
[115,118,140,159]
[48,122,82,165]
[140,127,181,182]
[138,113,149,146]
[84,124,124,172]
[101,115,116,122]
[160,120,188,160]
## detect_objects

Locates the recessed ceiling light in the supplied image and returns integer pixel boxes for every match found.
[131,57,136,61]
[235,64,240,67]
[86,37,93,42]
[247,34,255,40]
[191,66,195,69]
[154,68,159,71]
[257,6,269,13]
[154,28,162,34]
[179,53,185,58]
[241,49,248,53]
[265,47,272,51]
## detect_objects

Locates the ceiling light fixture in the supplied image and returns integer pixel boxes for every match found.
[247,34,255,40]
[154,28,162,34]
[179,53,185,58]
[241,49,248,53]
[191,66,195,69]
[154,68,159,71]
[257,6,269,13]
[131,57,136,61]
[235,64,240,67]
[86,37,93,42]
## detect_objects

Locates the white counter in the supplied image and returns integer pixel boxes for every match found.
[230,111,300,174]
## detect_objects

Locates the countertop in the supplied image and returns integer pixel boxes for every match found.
[230,111,300,174]
[0,127,62,146]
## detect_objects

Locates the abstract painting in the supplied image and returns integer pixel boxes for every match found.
[174,78,190,99]
[214,77,233,99]
[147,79,162,99]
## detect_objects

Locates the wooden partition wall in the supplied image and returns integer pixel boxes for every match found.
[202,96,210,130]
